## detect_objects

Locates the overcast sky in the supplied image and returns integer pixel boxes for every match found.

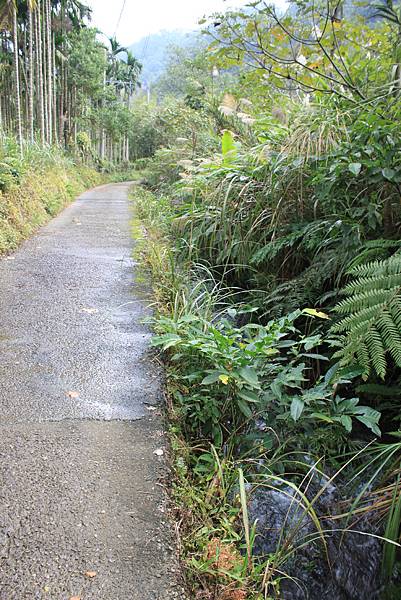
[88,0,286,46]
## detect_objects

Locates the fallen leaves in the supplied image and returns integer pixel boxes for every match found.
[67,391,79,399]
[69,596,81,600]
[206,538,240,572]
[219,589,247,600]
[302,307,330,320]
[84,570,97,578]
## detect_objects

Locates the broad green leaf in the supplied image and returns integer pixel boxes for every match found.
[357,416,381,436]
[263,347,279,356]
[238,366,260,388]
[310,412,334,423]
[238,388,260,403]
[382,167,396,181]
[339,397,359,410]
[270,381,282,400]
[237,398,253,418]
[340,415,353,432]
[290,397,304,422]
[348,162,362,176]
[354,407,381,436]
[201,371,224,385]
[151,333,181,350]
[222,130,237,162]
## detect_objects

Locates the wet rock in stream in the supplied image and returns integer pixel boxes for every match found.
[248,482,382,599]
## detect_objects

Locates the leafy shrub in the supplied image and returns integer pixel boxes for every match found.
[170,110,401,320]
[152,307,380,448]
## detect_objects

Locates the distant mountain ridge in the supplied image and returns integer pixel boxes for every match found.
[129,30,195,85]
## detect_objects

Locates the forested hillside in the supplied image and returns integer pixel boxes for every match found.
[0,0,141,161]
[129,29,193,85]
[129,1,401,598]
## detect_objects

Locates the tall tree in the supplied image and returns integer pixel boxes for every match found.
[27,0,36,142]
[12,1,22,145]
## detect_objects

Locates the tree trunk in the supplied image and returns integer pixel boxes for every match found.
[52,33,57,142]
[41,0,49,142]
[46,0,52,143]
[59,0,65,145]
[0,96,3,135]
[36,1,45,144]
[12,6,23,148]
[72,85,77,145]
[126,136,130,162]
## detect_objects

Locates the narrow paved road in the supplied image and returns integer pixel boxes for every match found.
[0,183,183,599]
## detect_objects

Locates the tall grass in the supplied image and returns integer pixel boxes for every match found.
[172,104,401,321]
[0,136,104,254]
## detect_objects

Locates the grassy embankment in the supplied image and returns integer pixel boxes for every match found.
[0,139,106,255]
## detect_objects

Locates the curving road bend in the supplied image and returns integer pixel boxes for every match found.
[0,183,183,599]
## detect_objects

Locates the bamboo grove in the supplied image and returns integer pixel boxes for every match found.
[0,0,142,163]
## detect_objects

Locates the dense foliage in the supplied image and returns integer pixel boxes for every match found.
[131,1,401,598]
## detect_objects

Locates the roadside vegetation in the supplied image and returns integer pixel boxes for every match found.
[131,1,401,598]
[0,138,104,253]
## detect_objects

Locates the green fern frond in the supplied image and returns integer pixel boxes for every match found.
[347,254,401,277]
[356,383,401,396]
[332,253,401,380]
[356,341,371,380]
[331,304,384,332]
[364,240,401,249]
[390,296,401,331]
[336,288,397,313]
[366,327,387,380]
[337,239,400,271]
[343,275,401,296]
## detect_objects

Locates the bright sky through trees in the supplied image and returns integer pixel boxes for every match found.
[89,0,287,45]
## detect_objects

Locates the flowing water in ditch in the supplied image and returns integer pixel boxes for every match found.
[248,472,385,599]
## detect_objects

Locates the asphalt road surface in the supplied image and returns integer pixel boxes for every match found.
[0,183,183,599]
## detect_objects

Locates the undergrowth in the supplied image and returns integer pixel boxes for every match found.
[132,186,401,600]
[128,8,401,594]
[132,188,255,598]
[0,138,105,254]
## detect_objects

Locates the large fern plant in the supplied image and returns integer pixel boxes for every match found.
[332,252,401,380]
